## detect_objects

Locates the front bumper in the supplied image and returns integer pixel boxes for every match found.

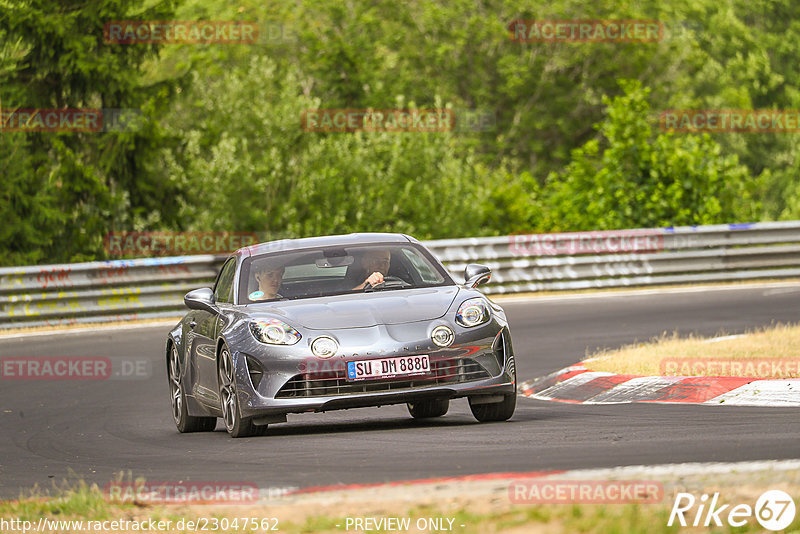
[230,321,516,418]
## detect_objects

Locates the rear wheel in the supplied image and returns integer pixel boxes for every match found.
[218,345,265,438]
[169,344,216,433]
[469,387,516,422]
[407,398,449,419]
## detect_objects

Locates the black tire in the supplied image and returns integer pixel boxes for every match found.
[469,389,516,422]
[168,344,217,433]
[407,398,449,419]
[218,344,263,438]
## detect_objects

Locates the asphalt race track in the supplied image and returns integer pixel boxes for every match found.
[1,284,799,497]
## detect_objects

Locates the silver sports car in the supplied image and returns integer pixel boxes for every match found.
[166,233,517,437]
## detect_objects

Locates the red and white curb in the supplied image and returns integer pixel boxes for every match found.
[521,365,800,406]
[258,459,800,505]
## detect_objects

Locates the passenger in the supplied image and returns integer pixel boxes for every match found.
[251,259,285,300]
[352,249,391,290]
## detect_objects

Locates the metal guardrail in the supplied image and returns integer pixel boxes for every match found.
[2,221,800,329]
[0,256,223,329]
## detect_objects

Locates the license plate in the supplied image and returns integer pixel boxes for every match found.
[347,355,430,381]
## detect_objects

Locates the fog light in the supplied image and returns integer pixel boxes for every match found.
[311,336,338,358]
[431,325,455,347]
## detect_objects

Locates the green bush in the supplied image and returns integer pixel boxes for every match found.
[542,80,759,231]
[160,55,501,240]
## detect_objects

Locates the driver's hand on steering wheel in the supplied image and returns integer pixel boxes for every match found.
[364,272,384,287]
[355,272,384,290]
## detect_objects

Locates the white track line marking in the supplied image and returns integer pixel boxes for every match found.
[0,320,178,340]
[494,281,800,303]
[552,459,800,480]
[705,334,747,343]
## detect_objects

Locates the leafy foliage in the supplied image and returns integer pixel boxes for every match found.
[543,81,758,231]
[0,0,179,264]
[160,56,497,238]
[1,0,797,264]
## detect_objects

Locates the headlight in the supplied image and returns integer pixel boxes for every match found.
[250,319,301,345]
[431,325,455,347]
[311,336,338,358]
[456,298,490,327]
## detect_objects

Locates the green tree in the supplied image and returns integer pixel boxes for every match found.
[543,80,758,231]
[159,55,499,239]
[0,0,180,265]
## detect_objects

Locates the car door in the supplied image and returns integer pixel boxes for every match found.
[193,257,237,407]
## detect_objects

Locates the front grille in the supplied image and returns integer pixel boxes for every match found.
[275,357,491,398]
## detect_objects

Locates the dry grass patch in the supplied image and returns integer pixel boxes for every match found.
[586,323,800,378]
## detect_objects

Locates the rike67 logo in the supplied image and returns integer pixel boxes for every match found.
[668,490,796,531]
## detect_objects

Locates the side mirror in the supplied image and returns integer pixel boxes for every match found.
[464,264,491,288]
[184,287,217,313]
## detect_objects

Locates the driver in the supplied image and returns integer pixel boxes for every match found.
[251,259,285,300]
[352,249,391,290]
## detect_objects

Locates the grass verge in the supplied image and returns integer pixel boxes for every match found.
[586,323,800,378]
[2,465,800,534]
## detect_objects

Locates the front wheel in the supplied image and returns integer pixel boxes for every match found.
[218,345,265,438]
[469,388,516,422]
[407,398,449,419]
[169,344,216,433]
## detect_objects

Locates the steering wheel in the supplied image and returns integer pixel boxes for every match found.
[364,275,409,291]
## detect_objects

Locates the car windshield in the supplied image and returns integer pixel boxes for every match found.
[238,243,453,303]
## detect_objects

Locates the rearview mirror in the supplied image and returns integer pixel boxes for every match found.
[316,256,354,268]
[184,287,217,313]
[464,264,491,288]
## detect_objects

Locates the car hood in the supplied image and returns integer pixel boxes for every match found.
[247,286,460,329]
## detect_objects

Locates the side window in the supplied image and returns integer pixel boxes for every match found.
[402,248,445,284]
[214,259,237,304]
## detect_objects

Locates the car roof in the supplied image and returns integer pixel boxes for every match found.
[241,232,419,257]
